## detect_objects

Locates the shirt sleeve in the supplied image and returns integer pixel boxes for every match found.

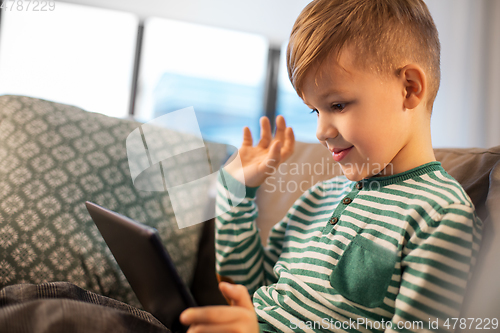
[386,203,483,333]
[215,169,288,294]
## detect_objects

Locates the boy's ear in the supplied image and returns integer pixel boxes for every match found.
[399,64,426,110]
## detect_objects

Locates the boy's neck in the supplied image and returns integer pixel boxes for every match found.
[372,116,435,178]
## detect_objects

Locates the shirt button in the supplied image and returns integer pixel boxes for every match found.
[356,182,363,190]
[342,197,352,205]
[329,217,338,225]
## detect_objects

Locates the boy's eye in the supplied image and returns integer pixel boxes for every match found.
[310,104,346,115]
[331,103,346,111]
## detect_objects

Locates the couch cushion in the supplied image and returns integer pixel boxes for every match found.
[0,95,208,307]
[434,146,500,221]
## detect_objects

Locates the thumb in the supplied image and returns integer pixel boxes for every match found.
[219,282,254,311]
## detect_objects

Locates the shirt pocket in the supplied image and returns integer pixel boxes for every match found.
[330,234,397,308]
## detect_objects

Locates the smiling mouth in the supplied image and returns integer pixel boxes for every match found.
[331,146,354,162]
[336,148,349,153]
[330,146,353,154]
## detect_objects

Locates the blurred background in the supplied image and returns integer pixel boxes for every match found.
[0,0,498,148]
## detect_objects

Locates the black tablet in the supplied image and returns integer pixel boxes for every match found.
[85,201,197,331]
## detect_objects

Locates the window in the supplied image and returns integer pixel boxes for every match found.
[276,42,317,143]
[136,18,268,147]
[0,2,137,118]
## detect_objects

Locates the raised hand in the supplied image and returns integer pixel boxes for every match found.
[224,115,295,187]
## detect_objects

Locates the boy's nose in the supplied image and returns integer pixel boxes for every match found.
[316,114,339,142]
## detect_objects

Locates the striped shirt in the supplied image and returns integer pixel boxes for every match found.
[215,161,482,333]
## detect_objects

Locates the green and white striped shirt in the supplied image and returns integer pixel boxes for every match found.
[215,161,482,333]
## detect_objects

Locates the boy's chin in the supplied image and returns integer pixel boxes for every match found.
[340,167,364,182]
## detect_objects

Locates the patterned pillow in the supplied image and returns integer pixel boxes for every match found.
[0,95,224,307]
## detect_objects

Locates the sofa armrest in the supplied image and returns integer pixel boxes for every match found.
[459,160,500,321]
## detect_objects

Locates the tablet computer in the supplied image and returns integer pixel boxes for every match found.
[85,201,197,331]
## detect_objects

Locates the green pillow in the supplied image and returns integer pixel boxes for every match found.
[0,95,220,307]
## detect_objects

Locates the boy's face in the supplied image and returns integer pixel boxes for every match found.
[301,48,414,181]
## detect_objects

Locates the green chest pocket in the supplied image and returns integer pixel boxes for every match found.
[330,235,398,308]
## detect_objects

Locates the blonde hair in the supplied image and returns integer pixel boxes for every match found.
[287,0,441,109]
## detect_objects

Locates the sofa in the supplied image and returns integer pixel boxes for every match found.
[0,95,498,332]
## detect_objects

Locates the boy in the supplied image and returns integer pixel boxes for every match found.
[180,0,482,332]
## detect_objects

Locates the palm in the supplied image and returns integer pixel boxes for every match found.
[225,116,295,187]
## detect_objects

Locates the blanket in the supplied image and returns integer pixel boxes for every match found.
[0,282,172,333]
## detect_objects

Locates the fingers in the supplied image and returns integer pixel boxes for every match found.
[257,117,272,148]
[273,116,294,159]
[180,283,259,333]
[281,127,295,161]
[241,127,253,147]
[180,306,244,325]
[274,115,286,143]
[271,116,294,162]
[187,323,246,333]
[252,116,294,160]
[218,282,253,310]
